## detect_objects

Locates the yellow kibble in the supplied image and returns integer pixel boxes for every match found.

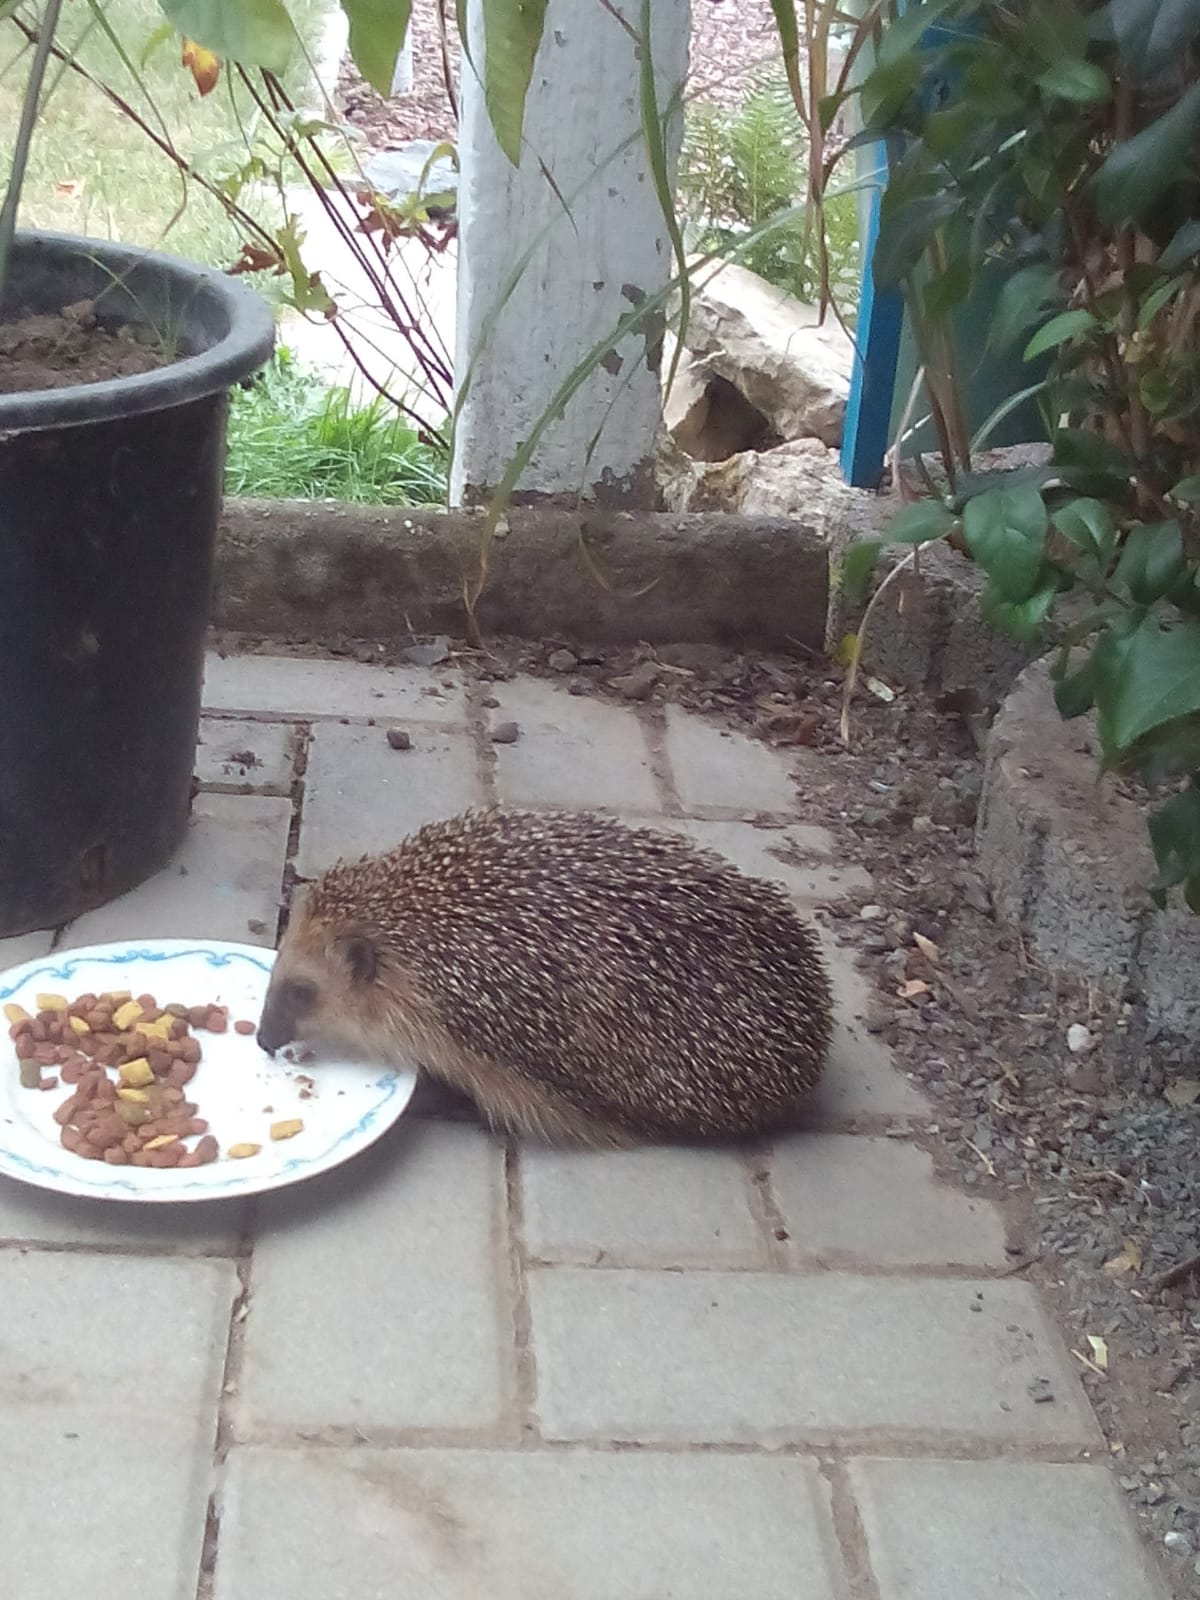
[36,993,69,1013]
[3,1003,31,1025]
[116,1087,149,1105]
[112,1000,145,1031]
[269,1119,304,1141]
[143,1134,179,1150]
[103,991,132,1005]
[69,1016,90,1036]
[118,1057,154,1089]
[228,1143,261,1160]
[140,1018,171,1041]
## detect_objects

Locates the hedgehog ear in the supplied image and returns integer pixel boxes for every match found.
[338,931,379,985]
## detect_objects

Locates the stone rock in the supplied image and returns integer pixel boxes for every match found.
[547,649,578,673]
[490,721,520,745]
[609,662,659,701]
[663,437,848,520]
[673,261,854,449]
[363,141,457,211]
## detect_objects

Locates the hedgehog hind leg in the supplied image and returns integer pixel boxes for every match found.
[416,1035,638,1149]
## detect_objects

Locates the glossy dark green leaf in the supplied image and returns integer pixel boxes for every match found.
[1112,0,1200,81]
[1113,521,1186,604]
[479,0,550,164]
[1147,783,1200,896]
[1170,475,1200,504]
[1054,497,1117,563]
[887,500,957,545]
[1159,219,1200,271]
[1094,614,1200,753]
[962,485,1050,602]
[1023,308,1098,361]
[874,192,961,285]
[1054,429,1134,496]
[1090,82,1200,225]
[1053,655,1098,718]
[980,575,1059,641]
[989,263,1064,354]
[1035,58,1111,103]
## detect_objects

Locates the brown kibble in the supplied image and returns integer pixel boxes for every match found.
[60,1059,82,1085]
[187,1006,208,1029]
[184,1118,209,1136]
[135,994,158,1014]
[84,1009,111,1031]
[205,1010,228,1034]
[234,1020,256,1037]
[194,1136,219,1165]
[177,1151,203,1168]
[103,1146,130,1165]
[130,1150,151,1167]
[147,1048,172,1076]
[60,1125,81,1152]
[179,1038,201,1065]
[168,1060,197,1088]
[38,1075,59,1091]
[148,1144,182,1168]
[14,1034,35,1060]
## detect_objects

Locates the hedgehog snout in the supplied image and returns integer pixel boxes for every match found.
[256,991,294,1057]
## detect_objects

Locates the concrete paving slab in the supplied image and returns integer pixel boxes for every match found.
[529,1268,1099,1446]
[520,1145,766,1269]
[0,1179,249,1253]
[0,930,55,971]
[239,1123,512,1432]
[850,1458,1167,1600]
[488,679,660,813]
[203,652,466,724]
[663,705,797,816]
[216,1445,846,1600]
[58,794,291,948]
[295,722,483,876]
[770,1134,1009,1268]
[197,717,296,792]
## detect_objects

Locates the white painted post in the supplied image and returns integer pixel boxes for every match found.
[451,0,691,507]
[390,16,414,97]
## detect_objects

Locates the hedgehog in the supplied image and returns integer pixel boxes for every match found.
[256,807,834,1147]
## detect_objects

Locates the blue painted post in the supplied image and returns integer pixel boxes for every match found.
[839,140,904,489]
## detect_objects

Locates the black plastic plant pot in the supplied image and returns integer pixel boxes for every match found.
[0,231,274,939]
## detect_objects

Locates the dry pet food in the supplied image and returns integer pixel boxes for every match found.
[8,990,229,1168]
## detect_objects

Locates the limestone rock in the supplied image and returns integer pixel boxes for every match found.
[673,261,854,449]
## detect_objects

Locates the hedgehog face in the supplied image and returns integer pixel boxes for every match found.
[257,911,382,1058]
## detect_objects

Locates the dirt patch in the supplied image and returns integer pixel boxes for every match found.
[0,301,167,394]
[211,624,1200,1597]
[336,0,786,154]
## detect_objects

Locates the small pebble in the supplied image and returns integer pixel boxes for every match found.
[859,904,885,922]
[1164,1530,1194,1555]
[490,720,521,745]
[547,648,577,672]
[1067,1022,1097,1055]
[386,728,412,751]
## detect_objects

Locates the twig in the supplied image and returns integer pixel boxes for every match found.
[1151,1247,1200,1291]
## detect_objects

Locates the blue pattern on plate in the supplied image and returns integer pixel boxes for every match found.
[0,944,406,1196]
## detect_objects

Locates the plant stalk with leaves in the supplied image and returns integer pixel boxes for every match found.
[828,0,1200,912]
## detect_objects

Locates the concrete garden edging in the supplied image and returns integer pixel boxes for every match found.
[976,658,1200,1043]
[213,500,830,649]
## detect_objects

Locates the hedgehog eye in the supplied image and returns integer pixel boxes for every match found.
[279,978,317,1011]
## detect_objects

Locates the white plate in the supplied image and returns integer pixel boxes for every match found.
[0,938,418,1203]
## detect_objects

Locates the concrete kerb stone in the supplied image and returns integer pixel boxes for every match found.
[976,658,1200,1041]
[214,500,831,650]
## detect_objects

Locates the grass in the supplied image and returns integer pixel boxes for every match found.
[0,0,327,270]
[225,348,450,506]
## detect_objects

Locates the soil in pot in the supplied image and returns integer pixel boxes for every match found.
[0,298,169,393]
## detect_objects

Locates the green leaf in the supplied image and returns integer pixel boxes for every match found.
[157,0,293,70]
[841,539,885,605]
[1137,274,1185,330]
[1113,520,1185,604]
[876,0,961,69]
[338,0,411,97]
[874,192,960,285]
[139,19,175,65]
[860,52,922,129]
[480,0,550,164]
[1090,81,1200,226]
[981,576,1058,641]
[1023,308,1098,361]
[1053,656,1098,718]
[990,263,1064,355]
[962,485,1050,602]
[1054,428,1134,496]
[1170,475,1200,504]
[886,501,957,545]
[1112,0,1200,82]
[1160,219,1200,271]
[1148,783,1200,895]
[768,0,804,118]
[1054,497,1117,562]
[1036,58,1112,103]
[1095,613,1200,753]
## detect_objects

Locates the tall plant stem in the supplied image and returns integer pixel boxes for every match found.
[0,0,66,313]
